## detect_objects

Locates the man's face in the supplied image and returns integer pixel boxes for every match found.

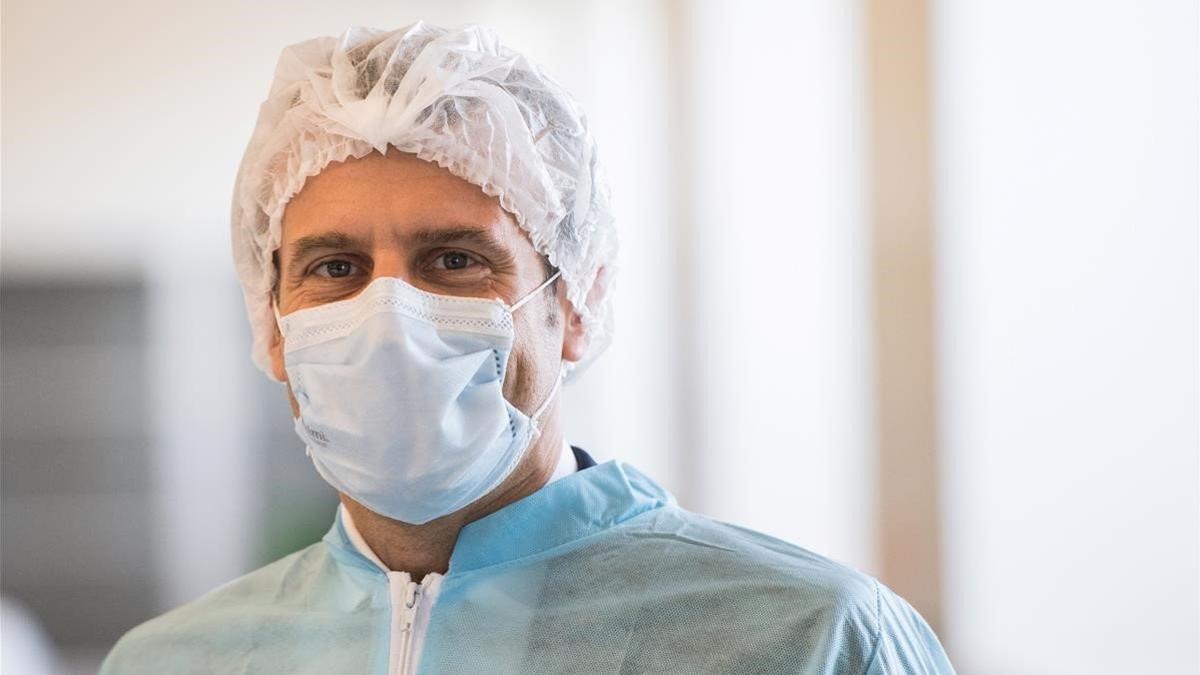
[267,148,587,420]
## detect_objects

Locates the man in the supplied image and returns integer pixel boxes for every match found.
[103,21,954,674]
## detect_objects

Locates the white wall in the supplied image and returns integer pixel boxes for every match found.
[678,0,874,569]
[933,1,1200,672]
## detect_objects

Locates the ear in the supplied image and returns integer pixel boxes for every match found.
[560,266,608,364]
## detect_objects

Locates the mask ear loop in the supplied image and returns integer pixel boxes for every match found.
[528,362,566,434]
[508,270,562,313]
[509,270,565,433]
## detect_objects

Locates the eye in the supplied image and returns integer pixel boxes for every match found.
[434,251,477,271]
[313,259,357,278]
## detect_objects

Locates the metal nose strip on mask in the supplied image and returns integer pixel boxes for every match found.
[272,271,560,326]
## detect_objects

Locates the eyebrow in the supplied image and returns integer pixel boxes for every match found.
[403,226,515,265]
[405,224,508,251]
[284,232,367,276]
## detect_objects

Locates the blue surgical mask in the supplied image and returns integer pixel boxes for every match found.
[275,272,563,524]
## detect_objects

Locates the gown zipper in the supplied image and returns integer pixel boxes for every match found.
[388,572,421,675]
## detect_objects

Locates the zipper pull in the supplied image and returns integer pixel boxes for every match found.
[399,581,421,633]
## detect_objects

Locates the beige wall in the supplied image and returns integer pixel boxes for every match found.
[865,0,944,629]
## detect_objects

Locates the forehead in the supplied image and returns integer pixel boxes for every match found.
[279,149,523,248]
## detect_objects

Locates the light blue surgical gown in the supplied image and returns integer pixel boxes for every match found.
[101,461,955,673]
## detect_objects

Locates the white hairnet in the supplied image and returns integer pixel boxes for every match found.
[231,21,616,381]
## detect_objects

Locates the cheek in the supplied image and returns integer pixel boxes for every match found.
[501,338,536,410]
[501,306,555,409]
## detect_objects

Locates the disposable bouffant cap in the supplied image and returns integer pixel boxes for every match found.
[231,21,617,381]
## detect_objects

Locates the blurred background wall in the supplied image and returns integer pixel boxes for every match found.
[2,1,1196,673]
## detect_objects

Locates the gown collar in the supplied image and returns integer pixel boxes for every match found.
[322,460,674,577]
